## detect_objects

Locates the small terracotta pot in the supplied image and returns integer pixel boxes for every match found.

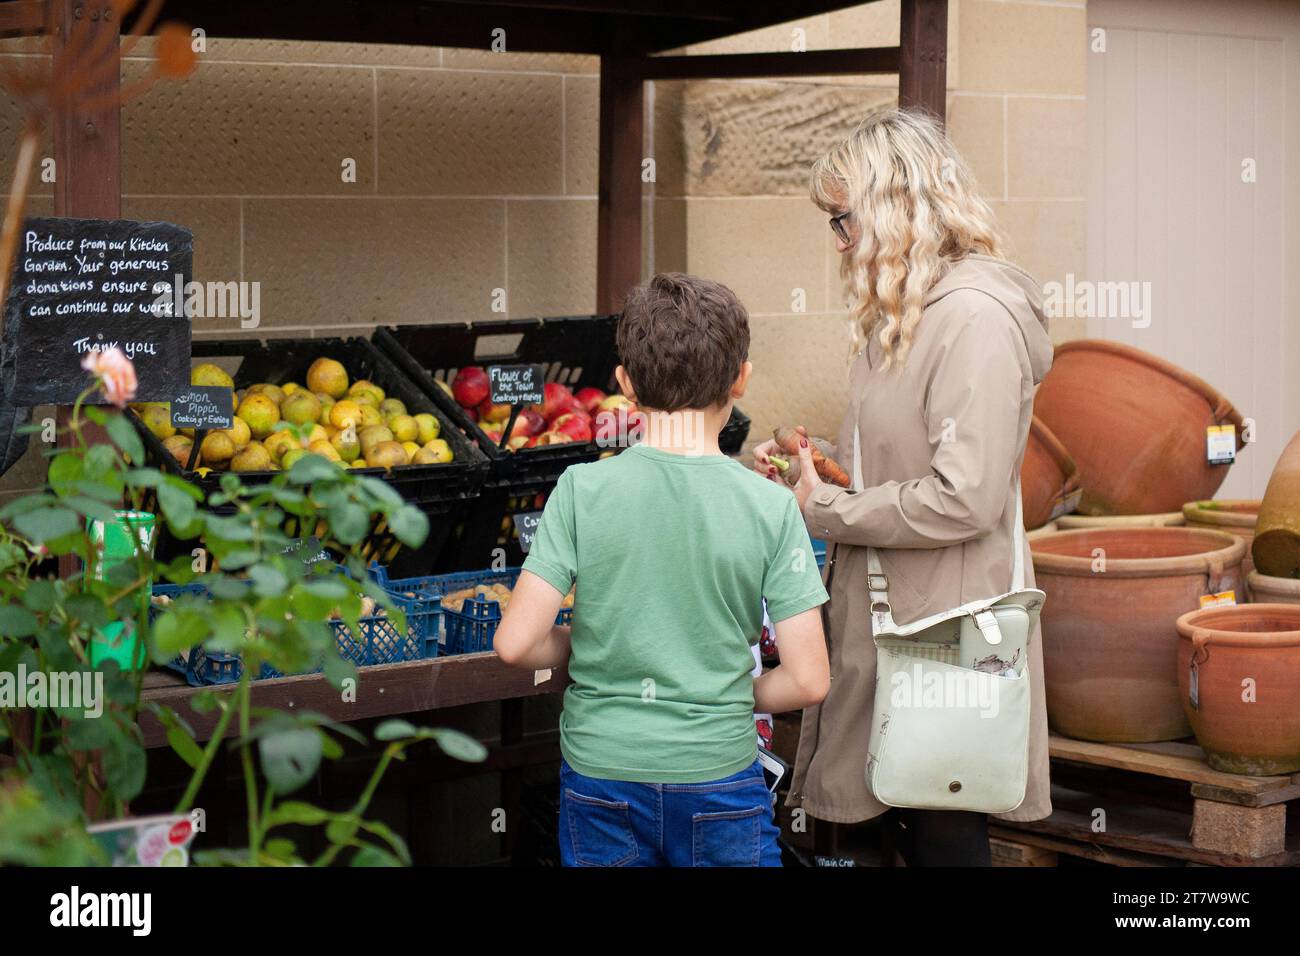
[1246,572,1300,606]
[1033,527,1245,742]
[1021,416,1081,529]
[1176,603,1300,775]
[1033,340,1245,515]
[1183,499,1261,586]
[1057,512,1185,530]
[1253,430,1300,579]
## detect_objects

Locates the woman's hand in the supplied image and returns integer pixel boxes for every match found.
[790,427,824,511]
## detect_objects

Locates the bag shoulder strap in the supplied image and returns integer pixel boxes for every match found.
[865,484,1027,631]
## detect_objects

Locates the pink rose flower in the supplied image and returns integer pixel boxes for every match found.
[81,347,138,408]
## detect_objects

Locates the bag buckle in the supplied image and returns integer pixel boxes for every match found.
[867,572,889,593]
[970,608,1002,646]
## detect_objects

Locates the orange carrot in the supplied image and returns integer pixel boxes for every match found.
[773,427,851,487]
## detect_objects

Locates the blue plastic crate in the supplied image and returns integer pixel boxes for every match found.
[812,537,828,570]
[150,579,434,684]
[442,578,574,655]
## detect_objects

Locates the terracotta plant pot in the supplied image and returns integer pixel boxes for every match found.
[1033,527,1245,743]
[1020,416,1081,529]
[1032,340,1245,516]
[1246,572,1300,606]
[1183,499,1261,584]
[1176,603,1300,775]
[1057,512,1185,530]
[1252,430,1300,580]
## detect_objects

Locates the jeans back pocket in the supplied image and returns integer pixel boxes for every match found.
[564,789,639,866]
[691,806,764,867]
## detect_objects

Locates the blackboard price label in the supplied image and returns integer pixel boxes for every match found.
[488,364,545,406]
[513,511,543,554]
[282,536,330,567]
[1,217,193,405]
[171,386,233,430]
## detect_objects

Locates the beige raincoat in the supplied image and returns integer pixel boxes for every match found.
[788,254,1054,824]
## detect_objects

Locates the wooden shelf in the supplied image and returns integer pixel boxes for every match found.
[137,653,568,749]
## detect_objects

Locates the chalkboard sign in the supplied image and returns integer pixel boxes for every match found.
[282,536,331,568]
[1,217,193,405]
[171,386,233,430]
[513,511,543,554]
[488,364,545,406]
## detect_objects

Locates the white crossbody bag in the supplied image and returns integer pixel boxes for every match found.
[853,430,1045,813]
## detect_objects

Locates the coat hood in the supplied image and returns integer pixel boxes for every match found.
[925,254,1054,384]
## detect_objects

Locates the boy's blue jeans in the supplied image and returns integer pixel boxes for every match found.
[558,758,781,867]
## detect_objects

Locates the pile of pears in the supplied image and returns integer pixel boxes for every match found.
[132,358,455,474]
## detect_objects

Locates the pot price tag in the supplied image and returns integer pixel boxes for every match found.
[513,511,543,554]
[1206,424,1236,465]
[1199,590,1237,609]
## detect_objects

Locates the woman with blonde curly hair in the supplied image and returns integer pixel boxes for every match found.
[753,108,1054,865]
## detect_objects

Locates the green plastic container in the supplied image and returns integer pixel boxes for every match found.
[87,510,156,671]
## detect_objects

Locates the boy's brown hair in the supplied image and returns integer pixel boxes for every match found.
[615,272,750,412]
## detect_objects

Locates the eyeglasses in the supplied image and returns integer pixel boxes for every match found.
[829,210,853,245]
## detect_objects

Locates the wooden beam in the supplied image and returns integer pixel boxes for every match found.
[635,46,901,81]
[0,0,46,35]
[595,34,643,314]
[898,0,947,123]
[138,652,570,748]
[51,0,120,580]
[429,0,735,21]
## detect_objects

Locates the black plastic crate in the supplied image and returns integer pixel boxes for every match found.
[374,317,620,484]
[720,405,751,455]
[128,335,489,570]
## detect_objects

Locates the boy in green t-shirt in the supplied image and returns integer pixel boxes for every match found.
[495,272,830,867]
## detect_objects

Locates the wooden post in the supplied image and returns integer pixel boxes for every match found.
[899,0,948,124]
[595,36,643,315]
[51,0,121,580]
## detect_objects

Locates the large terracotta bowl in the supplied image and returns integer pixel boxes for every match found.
[1253,430,1300,579]
[1033,527,1245,742]
[1032,340,1245,516]
[1246,572,1300,606]
[1020,416,1081,529]
[1177,603,1300,775]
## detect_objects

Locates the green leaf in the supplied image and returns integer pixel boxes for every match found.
[265,800,331,828]
[263,838,300,864]
[0,493,56,521]
[64,593,110,630]
[349,844,402,867]
[61,495,121,524]
[21,579,56,613]
[389,505,429,549]
[286,454,340,486]
[357,818,411,865]
[258,727,323,795]
[125,468,165,489]
[102,724,147,802]
[0,605,38,637]
[157,482,198,535]
[47,454,83,497]
[325,815,359,845]
[13,506,81,543]
[433,728,489,763]
[374,719,417,742]
[144,704,205,771]
[248,562,289,598]
[105,415,144,465]
[329,502,369,546]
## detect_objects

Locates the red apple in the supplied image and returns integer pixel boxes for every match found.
[533,430,572,446]
[542,382,575,421]
[481,424,504,443]
[552,412,593,443]
[575,387,607,414]
[478,399,512,424]
[465,406,479,423]
[506,435,530,451]
[510,407,546,438]
[594,409,621,446]
[452,366,490,409]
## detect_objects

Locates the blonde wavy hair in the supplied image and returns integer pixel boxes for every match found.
[811,108,1004,369]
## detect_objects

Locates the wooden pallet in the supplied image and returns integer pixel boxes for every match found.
[992,734,1300,867]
